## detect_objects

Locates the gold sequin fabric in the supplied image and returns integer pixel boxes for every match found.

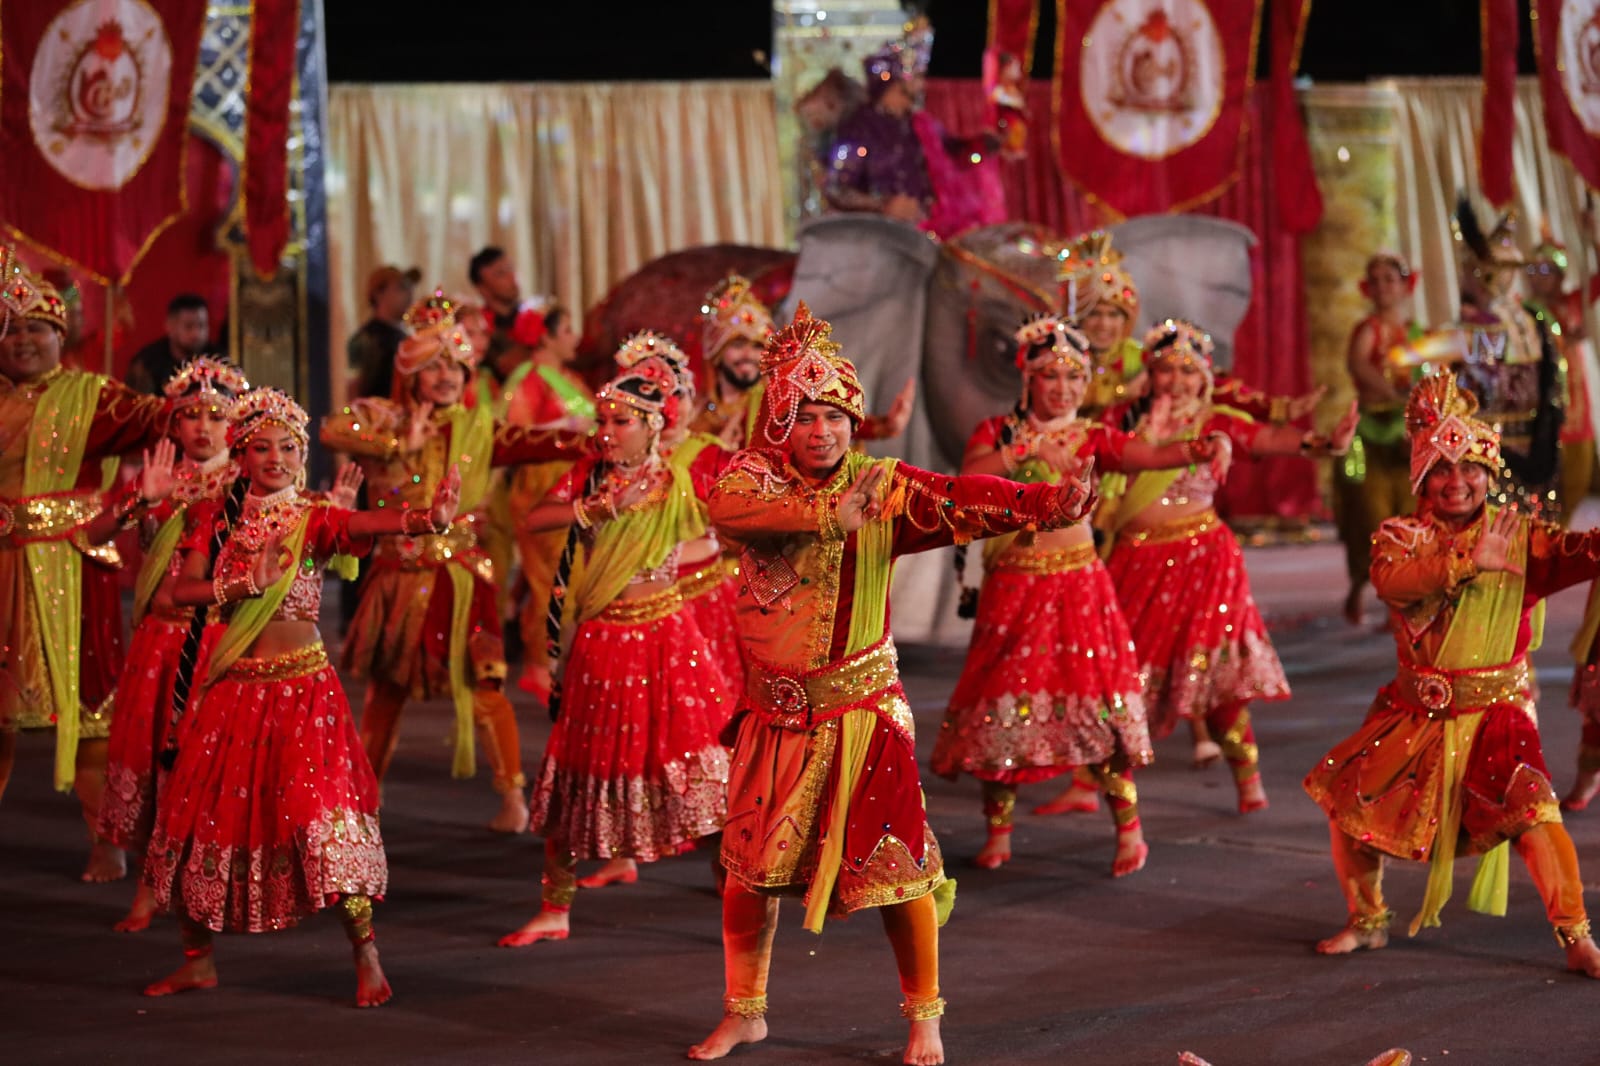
[932,560,1153,785]
[529,607,729,860]
[342,561,503,698]
[0,543,123,734]
[1106,518,1289,739]
[144,642,387,933]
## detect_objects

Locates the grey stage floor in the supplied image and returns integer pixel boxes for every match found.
[4,536,1599,1066]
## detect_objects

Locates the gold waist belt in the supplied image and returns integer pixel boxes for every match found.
[675,557,734,601]
[993,541,1097,574]
[226,642,331,682]
[597,584,683,625]
[1119,509,1220,547]
[745,637,902,730]
[373,518,480,569]
[0,491,101,545]
[1392,657,1531,718]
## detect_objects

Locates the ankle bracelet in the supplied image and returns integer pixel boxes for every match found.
[1555,919,1593,948]
[1349,910,1392,934]
[900,997,946,1021]
[724,994,767,1019]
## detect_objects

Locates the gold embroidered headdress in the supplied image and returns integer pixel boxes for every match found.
[1404,373,1502,494]
[615,330,694,427]
[756,300,866,445]
[395,288,474,377]
[1013,313,1090,412]
[700,275,774,364]
[1057,230,1139,325]
[165,357,250,413]
[228,388,310,450]
[1142,318,1215,397]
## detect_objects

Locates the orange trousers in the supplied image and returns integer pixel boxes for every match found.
[360,681,524,793]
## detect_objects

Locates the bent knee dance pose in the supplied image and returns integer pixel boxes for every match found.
[1305,376,1600,976]
[689,305,1096,1066]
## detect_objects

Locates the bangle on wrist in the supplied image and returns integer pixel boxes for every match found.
[401,509,434,535]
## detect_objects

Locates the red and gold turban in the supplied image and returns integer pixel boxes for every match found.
[756,301,866,445]
[1405,373,1502,494]
[701,275,774,364]
[395,288,474,378]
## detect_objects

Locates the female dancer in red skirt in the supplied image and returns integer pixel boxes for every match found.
[141,388,461,1007]
[567,332,742,891]
[499,354,730,946]
[96,358,248,932]
[932,315,1223,876]
[1098,321,1357,812]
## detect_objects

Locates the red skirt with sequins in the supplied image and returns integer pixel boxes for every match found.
[97,616,189,854]
[530,593,729,861]
[144,642,386,934]
[677,557,745,703]
[1106,517,1289,739]
[931,554,1153,786]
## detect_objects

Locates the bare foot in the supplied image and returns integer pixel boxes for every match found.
[687,1015,768,1060]
[1112,833,1148,878]
[1237,774,1269,814]
[1192,741,1223,770]
[1315,925,1389,955]
[144,953,219,996]
[904,1017,944,1066]
[489,790,530,834]
[82,841,127,883]
[115,882,158,933]
[973,831,1011,870]
[578,858,638,888]
[498,909,570,947]
[354,940,393,1007]
[1562,770,1600,812]
[1343,583,1367,626]
[1031,785,1099,816]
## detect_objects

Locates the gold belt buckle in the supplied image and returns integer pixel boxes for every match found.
[769,675,808,718]
[1413,670,1454,714]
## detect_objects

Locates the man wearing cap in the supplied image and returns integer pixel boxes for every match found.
[349,265,420,401]
[690,303,1095,1066]
[0,248,167,882]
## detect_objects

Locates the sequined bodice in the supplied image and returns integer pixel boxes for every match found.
[213,487,325,622]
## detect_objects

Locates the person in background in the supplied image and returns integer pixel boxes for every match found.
[469,247,529,388]
[348,265,419,401]
[125,294,213,397]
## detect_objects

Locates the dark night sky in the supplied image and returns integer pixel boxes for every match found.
[323,1,1526,84]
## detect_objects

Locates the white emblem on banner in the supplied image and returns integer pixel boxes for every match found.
[1560,0,1600,137]
[28,0,174,191]
[1081,0,1225,161]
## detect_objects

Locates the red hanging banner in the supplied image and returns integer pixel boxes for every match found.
[988,0,1042,70]
[1269,0,1321,233]
[244,0,299,280]
[1053,0,1264,219]
[0,0,208,285]
[1533,0,1600,192]
[1480,0,1519,206]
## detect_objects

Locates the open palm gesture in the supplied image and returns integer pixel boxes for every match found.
[1472,506,1523,576]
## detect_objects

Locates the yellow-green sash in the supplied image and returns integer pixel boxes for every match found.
[668,432,716,476]
[1095,405,1249,555]
[558,462,704,658]
[23,370,103,790]
[1410,507,1528,935]
[133,512,187,624]
[205,509,312,684]
[440,403,496,778]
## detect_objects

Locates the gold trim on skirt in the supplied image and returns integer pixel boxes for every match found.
[991,541,1097,574]
[226,642,331,682]
[597,584,683,625]
[1118,509,1220,547]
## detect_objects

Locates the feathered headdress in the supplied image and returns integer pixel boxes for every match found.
[1057,229,1139,324]
[165,357,250,412]
[1453,194,1523,275]
[1404,373,1502,493]
[756,300,866,445]
[228,388,309,450]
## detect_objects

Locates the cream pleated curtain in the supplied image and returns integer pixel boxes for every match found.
[326,82,787,399]
[1387,76,1593,327]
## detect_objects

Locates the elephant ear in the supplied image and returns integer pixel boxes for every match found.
[920,223,1061,468]
[1108,215,1257,371]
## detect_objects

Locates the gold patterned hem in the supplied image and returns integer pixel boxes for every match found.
[227,642,331,682]
[1118,509,1220,547]
[990,542,1097,575]
[675,558,734,602]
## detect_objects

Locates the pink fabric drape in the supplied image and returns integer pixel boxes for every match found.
[921,77,1320,522]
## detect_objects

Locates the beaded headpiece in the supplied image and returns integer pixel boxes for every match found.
[616,330,694,418]
[228,388,310,450]
[395,288,474,377]
[863,16,933,101]
[757,301,866,445]
[701,275,774,363]
[165,357,250,412]
[596,356,680,435]
[1359,250,1418,300]
[1058,230,1139,325]
[1404,373,1503,494]
[1143,319,1215,396]
[1015,313,1090,373]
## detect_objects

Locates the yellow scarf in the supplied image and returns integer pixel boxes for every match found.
[23,370,103,790]
[133,512,186,625]
[1410,507,1527,935]
[440,402,496,778]
[205,509,314,685]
